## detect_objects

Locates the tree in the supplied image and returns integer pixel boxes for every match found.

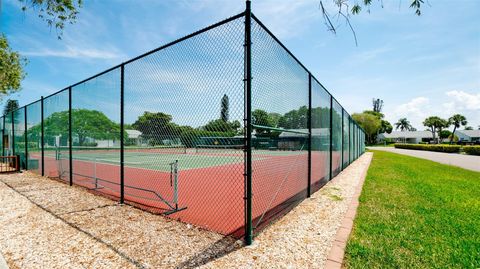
[436,118,450,143]
[252,109,276,136]
[395,118,413,132]
[278,106,309,129]
[381,120,393,134]
[439,130,452,140]
[352,112,381,144]
[220,94,229,122]
[0,1,83,100]
[203,119,240,134]
[448,114,467,143]
[29,109,120,146]
[423,116,448,144]
[372,98,383,113]
[464,126,474,130]
[132,111,178,143]
[363,110,392,137]
[3,99,19,116]
[19,0,83,39]
[0,36,26,98]
[319,0,425,45]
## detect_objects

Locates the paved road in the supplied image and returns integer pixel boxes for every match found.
[367,147,480,172]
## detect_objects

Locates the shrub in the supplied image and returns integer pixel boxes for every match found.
[463,146,480,156]
[394,143,461,153]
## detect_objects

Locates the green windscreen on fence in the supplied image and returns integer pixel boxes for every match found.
[311,79,331,191]
[251,16,309,235]
[332,99,342,177]
[26,101,42,174]
[342,111,349,168]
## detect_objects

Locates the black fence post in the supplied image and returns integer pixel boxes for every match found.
[348,117,351,165]
[11,111,15,157]
[329,96,333,180]
[244,0,253,246]
[307,74,312,197]
[120,64,125,204]
[341,109,344,171]
[68,87,73,186]
[2,116,5,156]
[41,96,45,176]
[24,106,28,170]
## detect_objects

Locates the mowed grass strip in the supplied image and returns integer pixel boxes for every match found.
[344,150,480,269]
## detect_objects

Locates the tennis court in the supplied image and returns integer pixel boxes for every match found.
[1,4,365,244]
[31,144,338,235]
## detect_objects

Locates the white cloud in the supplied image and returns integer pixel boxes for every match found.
[21,46,125,60]
[387,92,480,131]
[445,90,480,110]
[388,97,431,130]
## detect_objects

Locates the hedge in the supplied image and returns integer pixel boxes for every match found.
[394,143,461,153]
[463,146,480,156]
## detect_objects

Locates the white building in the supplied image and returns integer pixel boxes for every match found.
[378,131,433,144]
[456,130,480,143]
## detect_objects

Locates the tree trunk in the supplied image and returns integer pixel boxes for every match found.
[450,126,457,144]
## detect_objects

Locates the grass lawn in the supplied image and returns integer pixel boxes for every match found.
[344,150,480,268]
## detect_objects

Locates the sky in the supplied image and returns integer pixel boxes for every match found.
[1,0,479,130]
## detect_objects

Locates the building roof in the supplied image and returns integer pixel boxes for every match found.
[125,129,142,139]
[278,128,328,138]
[456,130,480,138]
[380,131,432,139]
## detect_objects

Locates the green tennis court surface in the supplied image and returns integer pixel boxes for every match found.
[47,148,308,172]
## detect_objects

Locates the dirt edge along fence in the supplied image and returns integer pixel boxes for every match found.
[0,1,365,245]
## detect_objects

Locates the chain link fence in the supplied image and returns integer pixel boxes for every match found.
[0,6,365,244]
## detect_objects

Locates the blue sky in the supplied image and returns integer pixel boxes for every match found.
[1,0,479,129]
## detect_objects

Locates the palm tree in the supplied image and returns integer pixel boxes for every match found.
[448,114,467,144]
[395,118,412,131]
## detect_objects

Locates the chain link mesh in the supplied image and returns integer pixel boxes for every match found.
[123,16,245,235]
[0,117,3,155]
[0,11,366,243]
[332,99,343,177]
[343,111,350,168]
[13,108,26,169]
[311,79,331,192]
[251,18,309,234]
[26,101,42,174]
[43,90,70,181]
[71,68,121,196]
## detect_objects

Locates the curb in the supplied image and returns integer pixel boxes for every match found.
[0,252,8,269]
[325,153,373,269]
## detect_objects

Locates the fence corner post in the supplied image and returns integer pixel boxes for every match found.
[68,87,73,186]
[120,64,125,204]
[307,74,312,197]
[244,0,253,246]
[41,96,45,176]
[329,96,333,180]
[24,106,28,170]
